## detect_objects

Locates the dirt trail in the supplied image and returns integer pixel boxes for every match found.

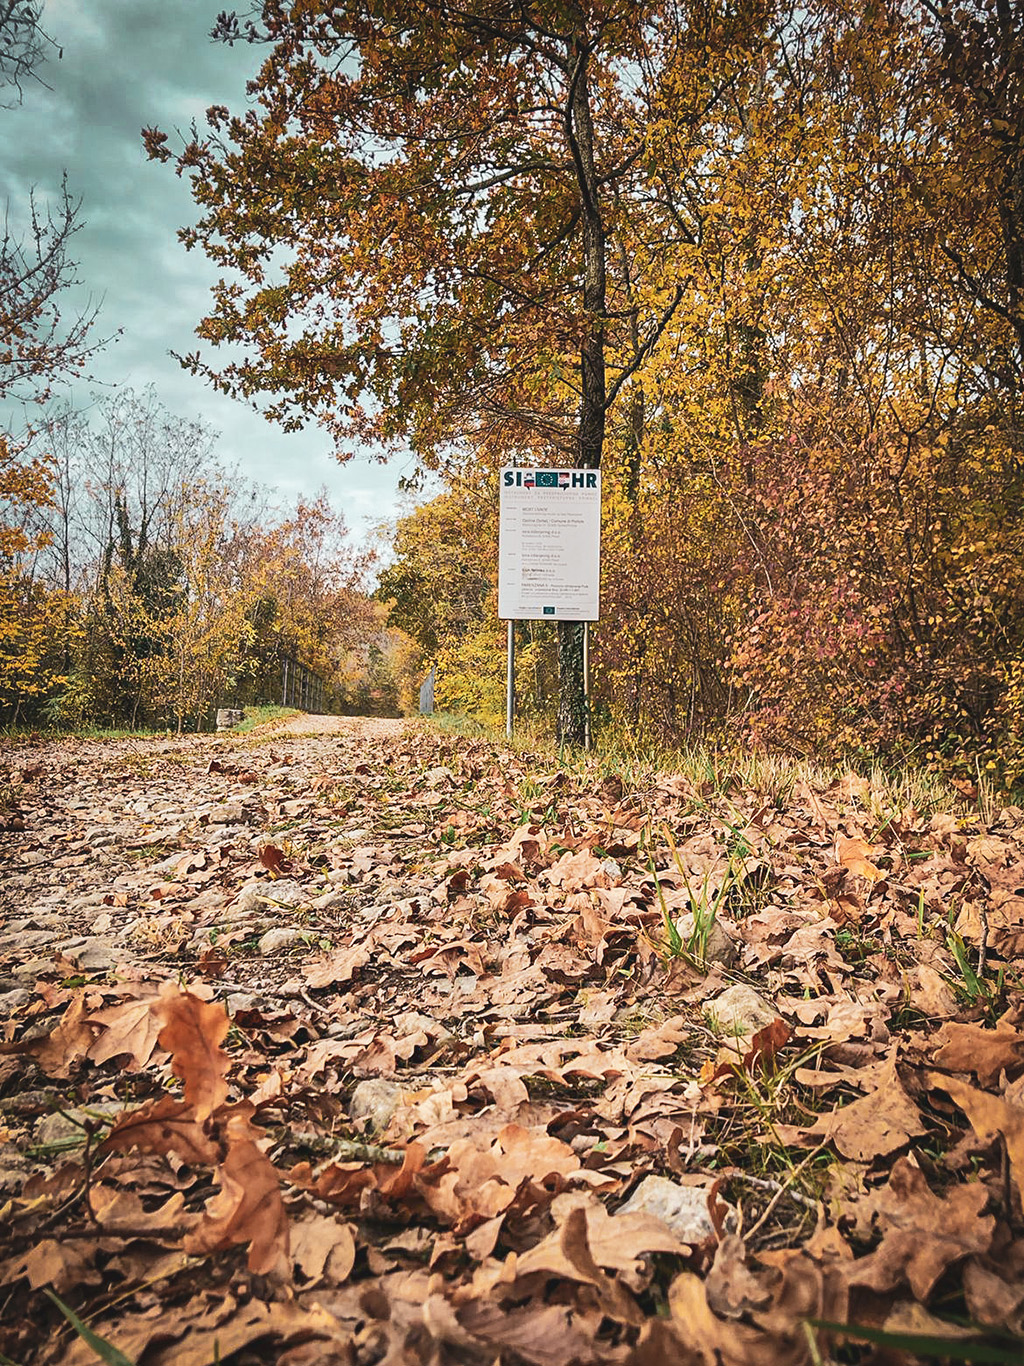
[1,720,1023,1364]
[271,711,409,739]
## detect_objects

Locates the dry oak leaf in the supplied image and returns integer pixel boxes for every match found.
[0,1238,98,1293]
[259,841,292,876]
[86,996,163,1070]
[98,1094,221,1166]
[455,1300,609,1366]
[835,833,884,882]
[963,1240,1024,1332]
[291,1213,357,1286]
[933,1020,1024,1088]
[842,1156,994,1300]
[417,1124,583,1227]
[304,941,371,990]
[667,1270,798,1366]
[780,1048,927,1161]
[3,994,94,1078]
[154,982,230,1121]
[928,1072,1024,1192]
[61,1297,343,1366]
[675,1240,849,1365]
[185,1116,289,1276]
[508,1205,644,1326]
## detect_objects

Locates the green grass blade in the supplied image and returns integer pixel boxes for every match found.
[42,1291,135,1366]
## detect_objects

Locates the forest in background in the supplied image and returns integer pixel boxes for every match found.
[138,0,1024,787]
[1,389,418,729]
[3,0,1024,782]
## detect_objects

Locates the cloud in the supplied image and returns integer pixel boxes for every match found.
[0,0,403,543]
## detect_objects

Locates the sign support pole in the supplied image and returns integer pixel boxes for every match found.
[584,621,591,751]
[506,619,515,741]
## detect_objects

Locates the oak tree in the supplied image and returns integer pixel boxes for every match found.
[146,0,764,743]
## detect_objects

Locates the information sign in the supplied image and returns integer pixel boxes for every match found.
[498,467,601,621]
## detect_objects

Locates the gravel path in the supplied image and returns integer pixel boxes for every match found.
[272,712,410,739]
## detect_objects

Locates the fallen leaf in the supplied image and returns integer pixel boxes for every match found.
[259,842,292,876]
[929,1072,1024,1191]
[87,996,163,1069]
[185,1118,289,1276]
[154,984,230,1121]
[933,1020,1024,1087]
[842,1156,994,1299]
[835,834,883,882]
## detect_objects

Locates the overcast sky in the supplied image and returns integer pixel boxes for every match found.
[0,0,413,544]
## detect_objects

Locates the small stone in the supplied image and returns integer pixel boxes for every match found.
[618,1176,722,1243]
[707,984,779,1036]
[207,803,246,825]
[225,991,262,1014]
[0,988,30,1013]
[258,927,302,956]
[84,827,117,846]
[1,929,56,950]
[35,1102,125,1146]
[674,915,739,968]
[310,889,346,911]
[232,878,307,912]
[349,1079,404,1133]
[55,937,119,973]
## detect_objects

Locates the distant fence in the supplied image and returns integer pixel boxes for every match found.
[419,665,435,715]
[282,656,325,713]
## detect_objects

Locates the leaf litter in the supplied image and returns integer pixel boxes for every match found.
[1,716,1024,1363]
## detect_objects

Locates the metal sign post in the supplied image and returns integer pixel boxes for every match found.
[498,467,601,743]
[584,620,591,751]
[506,621,515,740]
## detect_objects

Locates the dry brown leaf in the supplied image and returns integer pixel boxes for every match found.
[835,833,883,882]
[98,1094,221,1165]
[185,1118,289,1275]
[304,942,370,989]
[154,983,230,1122]
[456,1300,607,1366]
[0,1237,99,1292]
[291,1213,357,1286]
[929,1072,1024,1191]
[259,842,292,876]
[964,1242,1024,1332]
[9,995,94,1077]
[933,1020,1024,1087]
[784,1049,927,1160]
[511,1205,643,1324]
[62,1298,344,1366]
[87,996,163,1069]
[842,1156,994,1299]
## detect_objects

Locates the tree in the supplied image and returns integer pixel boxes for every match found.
[145,0,768,743]
[0,0,59,105]
[1,0,99,409]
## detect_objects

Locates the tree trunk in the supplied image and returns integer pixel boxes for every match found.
[558,34,605,748]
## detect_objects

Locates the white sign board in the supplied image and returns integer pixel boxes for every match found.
[498,467,601,621]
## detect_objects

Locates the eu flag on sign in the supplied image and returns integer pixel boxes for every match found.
[535,470,559,488]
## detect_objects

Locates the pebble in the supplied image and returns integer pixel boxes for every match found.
[257,927,303,955]
[618,1176,723,1243]
[674,915,739,968]
[206,803,247,825]
[349,1079,404,1132]
[707,983,779,1036]
[232,878,307,912]
[54,937,120,972]
[35,1102,125,1146]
